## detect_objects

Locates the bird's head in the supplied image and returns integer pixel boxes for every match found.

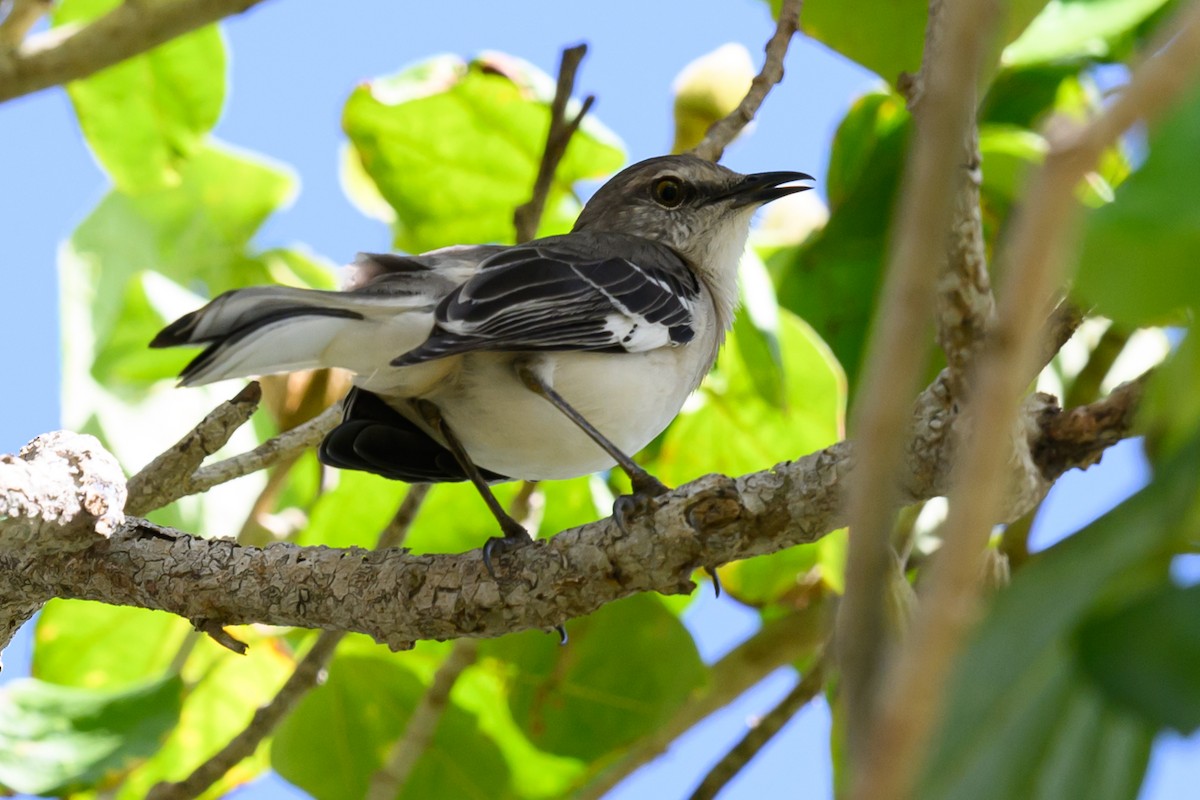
[572,154,813,277]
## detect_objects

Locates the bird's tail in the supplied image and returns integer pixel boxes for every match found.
[151,286,433,386]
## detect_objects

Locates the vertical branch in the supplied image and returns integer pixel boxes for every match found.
[854,3,1200,798]
[836,0,999,766]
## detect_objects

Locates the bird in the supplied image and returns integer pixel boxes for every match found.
[152,154,813,575]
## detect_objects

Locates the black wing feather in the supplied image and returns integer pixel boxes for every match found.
[391,242,699,366]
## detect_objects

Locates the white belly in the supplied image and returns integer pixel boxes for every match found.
[425,348,705,480]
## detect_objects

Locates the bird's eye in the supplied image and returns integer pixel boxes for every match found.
[651,177,687,208]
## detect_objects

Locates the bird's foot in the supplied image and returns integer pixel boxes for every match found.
[481,519,533,580]
[613,474,670,534]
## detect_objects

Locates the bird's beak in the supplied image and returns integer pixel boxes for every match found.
[716,171,815,208]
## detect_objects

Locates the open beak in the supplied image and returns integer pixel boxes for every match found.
[718,170,815,207]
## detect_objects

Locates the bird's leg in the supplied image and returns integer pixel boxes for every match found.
[515,362,669,528]
[412,399,531,578]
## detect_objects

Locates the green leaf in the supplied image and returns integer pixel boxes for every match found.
[775,91,909,388]
[917,442,1200,798]
[482,594,706,761]
[273,654,511,800]
[298,470,409,550]
[90,272,197,390]
[734,251,787,409]
[1075,583,1200,734]
[33,601,190,689]
[1074,85,1200,326]
[656,310,844,488]
[115,631,297,799]
[343,53,624,252]
[794,0,1049,85]
[0,675,182,795]
[1003,0,1173,67]
[54,0,226,193]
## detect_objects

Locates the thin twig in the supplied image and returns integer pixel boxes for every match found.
[0,0,51,51]
[855,5,1200,798]
[513,43,594,243]
[124,383,262,516]
[364,639,480,800]
[837,0,999,765]
[148,490,432,800]
[0,0,269,103]
[186,402,341,496]
[689,0,801,162]
[576,598,828,799]
[688,654,827,800]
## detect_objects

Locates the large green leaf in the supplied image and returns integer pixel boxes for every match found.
[1075,85,1200,326]
[917,442,1200,798]
[54,0,226,193]
[774,91,909,388]
[272,653,511,800]
[0,676,182,796]
[114,631,297,799]
[343,53,624,252]
[33,601,190,689]
[1075,583,1200,734]
[1003,0,1173,67]
[794,0,1050,85]
[297,470,410,550]
[482,594,706,761]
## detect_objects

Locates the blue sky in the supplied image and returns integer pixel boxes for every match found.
[0,0,1196,797]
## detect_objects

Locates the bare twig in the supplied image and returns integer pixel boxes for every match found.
[576,599,829,800]
[688,654,827,800]
[186,403,341,496]
[125,383,262,516]
[194,620,247,655]
[149,489,432,799]
[365,639,480,800]
[837,0,999,763]
[513,43,594,243]
[689,0,801,162]
[0,0,269,103]
[0,0,51,51]
[856,5,1200,798]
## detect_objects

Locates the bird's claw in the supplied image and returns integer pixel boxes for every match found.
[553,624,568,645]
[707,567,722,598]
[613,473,671,534]
[481,526,532,579]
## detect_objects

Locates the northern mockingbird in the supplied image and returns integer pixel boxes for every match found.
[152,154,812,573]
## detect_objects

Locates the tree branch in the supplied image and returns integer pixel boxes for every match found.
[0,0,51,51]
[0,0,270,104]
[837,0,999,763]
[0,431,125,654]
[688,653,827,800]
[185,402,341,496]
[0,359,1146,655]
[855,4,1200,797]
[689,0,801,162]
[125,383,262,516]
